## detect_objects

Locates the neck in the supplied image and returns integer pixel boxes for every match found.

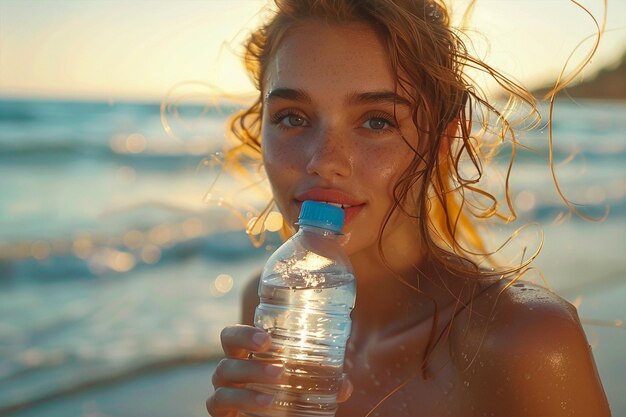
[345,215,479,340]
[349,245,476,343]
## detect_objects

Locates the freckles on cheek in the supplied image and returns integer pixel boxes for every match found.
[367,149,410,183]
[262,140,301,177]
[266,146,292,166]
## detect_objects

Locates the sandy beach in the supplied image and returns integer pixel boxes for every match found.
[4,361,219,417]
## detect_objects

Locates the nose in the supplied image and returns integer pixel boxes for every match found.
[305,127,352,179]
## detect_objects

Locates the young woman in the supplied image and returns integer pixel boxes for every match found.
[206,1,611,416]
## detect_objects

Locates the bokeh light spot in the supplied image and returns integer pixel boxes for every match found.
[72,237,94,259]
[111,251,135,273]
[214,274,234,295]
[123,230,144,249]
[126,133,146,153]
[148,224,172,246]
[246,217,264,236]
[141,245,161,264]
[265,211,283,232]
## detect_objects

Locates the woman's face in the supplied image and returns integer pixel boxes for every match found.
[261,21,423,259]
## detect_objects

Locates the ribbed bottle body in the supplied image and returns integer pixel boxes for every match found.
[246,224,356,417]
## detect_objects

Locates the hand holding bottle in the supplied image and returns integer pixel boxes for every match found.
[206,324,353,417]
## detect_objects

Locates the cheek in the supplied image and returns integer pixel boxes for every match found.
[262,131,298,179]
[359,145,415,195]
[261,135,308,215]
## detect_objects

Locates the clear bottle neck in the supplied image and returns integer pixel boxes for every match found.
[297,224,340,238]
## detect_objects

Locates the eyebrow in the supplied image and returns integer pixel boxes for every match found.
[264,87,412,109]
[265,88,312,103]
[347,91,413,109]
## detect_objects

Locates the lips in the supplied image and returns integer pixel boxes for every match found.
[295,188,365,225]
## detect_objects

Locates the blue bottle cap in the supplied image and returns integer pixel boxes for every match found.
[297,200,344,233]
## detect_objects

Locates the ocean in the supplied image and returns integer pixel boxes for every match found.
[0,97,624,416]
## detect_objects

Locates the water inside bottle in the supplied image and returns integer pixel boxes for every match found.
[247,273,355,417]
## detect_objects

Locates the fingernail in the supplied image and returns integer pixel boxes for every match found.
[252,332,270,347]
[265,364,283,377]
[256,393,274,406]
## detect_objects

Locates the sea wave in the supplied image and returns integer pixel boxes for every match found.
[0,220,277,283]
[0,140,223,171]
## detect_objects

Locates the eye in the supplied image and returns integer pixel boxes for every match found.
[361,112,397,133]
[270,110,309,128]
[364,118,390,130]
[284,114,307,127]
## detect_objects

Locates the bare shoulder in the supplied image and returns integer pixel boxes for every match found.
[450,279,582,352]
[240,273,261,325]
[449,279,611,416]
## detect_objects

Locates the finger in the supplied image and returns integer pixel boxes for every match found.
[221,325,271,359]
[206,387,274,417]
[212,358,284,389]
[337,374,354,403]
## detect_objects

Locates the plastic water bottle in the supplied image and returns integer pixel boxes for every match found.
[246,200,356,417]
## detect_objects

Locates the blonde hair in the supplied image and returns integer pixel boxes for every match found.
[226,0,539,277]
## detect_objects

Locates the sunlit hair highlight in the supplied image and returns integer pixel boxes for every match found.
[226,0,540,275]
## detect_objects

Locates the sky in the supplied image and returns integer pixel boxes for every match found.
[1,0,625,101]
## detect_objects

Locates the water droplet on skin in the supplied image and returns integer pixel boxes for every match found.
[399,345,406,351]
[524,373,531,380]
[464,380,470,387]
